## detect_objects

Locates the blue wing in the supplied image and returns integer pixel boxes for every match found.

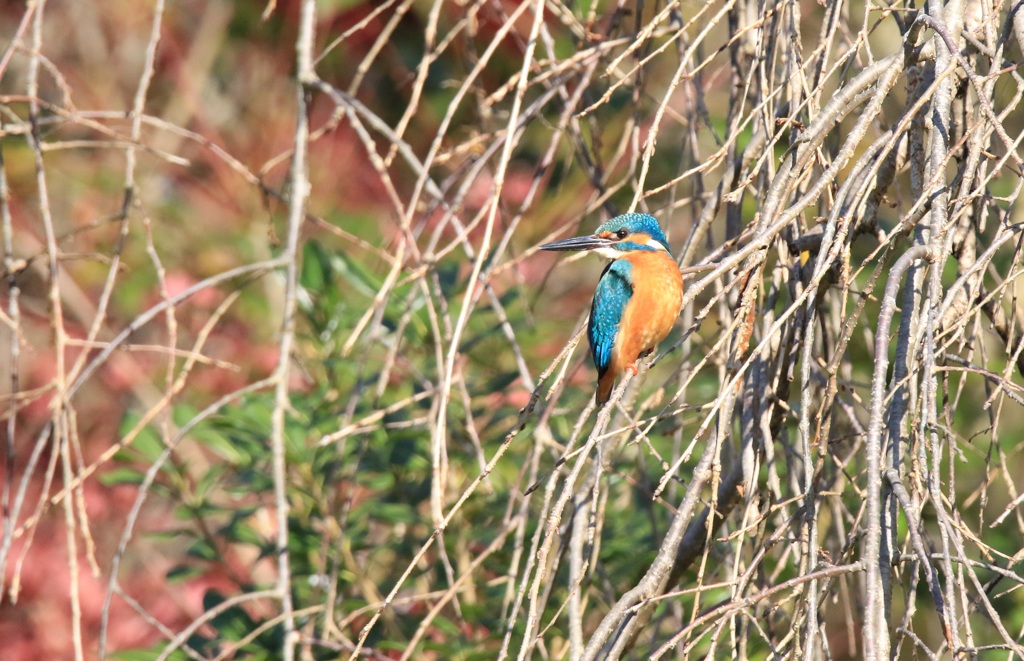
[588,259,633,377]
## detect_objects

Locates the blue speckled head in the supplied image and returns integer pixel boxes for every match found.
[595,213,672,254]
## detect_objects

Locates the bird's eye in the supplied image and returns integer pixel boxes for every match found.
[615,229,629,239]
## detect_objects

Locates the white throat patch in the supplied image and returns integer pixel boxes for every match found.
[594,246,622,259]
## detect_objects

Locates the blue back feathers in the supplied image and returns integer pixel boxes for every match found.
[588,259,633,377]
[596,213,672,254]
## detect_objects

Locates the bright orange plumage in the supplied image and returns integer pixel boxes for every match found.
[595,250,683,404]
[540,213,683,405]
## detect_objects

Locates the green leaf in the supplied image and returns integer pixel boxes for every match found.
[100,466,145,486]
[195,424,246,463]
[300,240,331,293]
[119,411,164,462]
[372,502,416,525]
[166,564,205,583]
[187,537,218,561]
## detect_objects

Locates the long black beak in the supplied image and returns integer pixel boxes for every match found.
[538,234,613,252]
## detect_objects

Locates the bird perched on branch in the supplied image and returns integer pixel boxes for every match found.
[540,213,683,405]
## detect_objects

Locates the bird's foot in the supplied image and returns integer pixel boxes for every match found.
[626,362,639,376]
[584,19,606,44]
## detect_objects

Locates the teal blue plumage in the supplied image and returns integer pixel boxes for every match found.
[589,259,633,378]
[597,213,671,252]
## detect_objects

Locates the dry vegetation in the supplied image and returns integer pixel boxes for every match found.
[3,0,1024,658]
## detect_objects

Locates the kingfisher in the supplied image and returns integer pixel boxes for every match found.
[540,213,683,405]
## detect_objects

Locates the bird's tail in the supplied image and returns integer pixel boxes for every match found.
[595,372,616,406]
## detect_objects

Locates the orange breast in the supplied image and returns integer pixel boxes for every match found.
[608,251,683,380]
